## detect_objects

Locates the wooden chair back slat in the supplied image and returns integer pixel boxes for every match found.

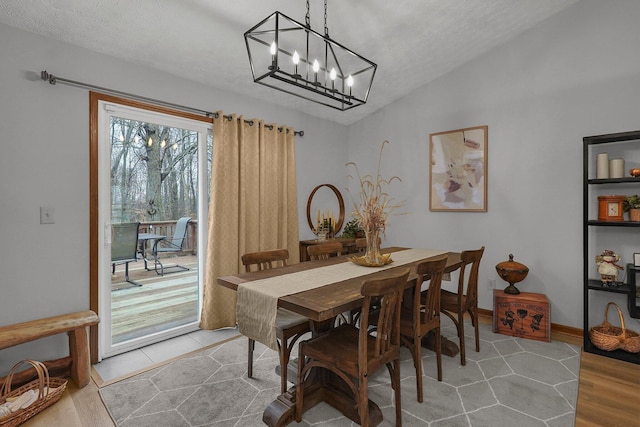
[359,269,409,359]
[307,241,343,260]
[459,247,484,303]
[416,255,449,326]
[242,249,289,272]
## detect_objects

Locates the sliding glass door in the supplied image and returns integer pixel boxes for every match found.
[97,99,211,358]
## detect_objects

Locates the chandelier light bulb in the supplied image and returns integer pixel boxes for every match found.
[172,143,178,150]
[312,59,320,84]
[119,134,124,142]
[347,75,354,98]
[330,67,337,91]
[292,50,300,78]
[147,137,153,147]
[161,139,166,148]
[269,41,278,70]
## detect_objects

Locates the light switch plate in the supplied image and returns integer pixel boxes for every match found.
[40,207,55,224]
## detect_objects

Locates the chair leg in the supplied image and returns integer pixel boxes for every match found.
[392,359,402,427]
[413,334,424,403]
[457,312,466,366]
[124,261,142,287]
[278,341,289,394]
[435,327,442,381]
[471,307,480,352]
[358,375,369,427]
[295,350,306,423]
[247,338,255,378]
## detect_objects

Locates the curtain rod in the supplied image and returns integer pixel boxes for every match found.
[39,70,304,137]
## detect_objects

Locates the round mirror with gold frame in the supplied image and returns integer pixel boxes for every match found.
[306,184,345,235]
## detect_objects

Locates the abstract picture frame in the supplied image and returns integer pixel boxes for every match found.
[429,125,488,212]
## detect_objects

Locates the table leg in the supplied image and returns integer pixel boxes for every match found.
[139,241,151,271]
[263,317,384,426]
[423,330,460,357]
[263,372,383,426]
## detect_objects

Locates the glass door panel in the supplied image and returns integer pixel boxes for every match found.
[98,101,210,358]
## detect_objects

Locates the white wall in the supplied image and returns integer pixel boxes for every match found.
[0,23,347,373]
[3,0,640,374]
[347,0,640,330]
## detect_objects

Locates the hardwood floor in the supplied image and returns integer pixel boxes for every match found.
[20,316,640,426]
[21,379,113,427]
[111,255,198,343]
[574,351,640,427]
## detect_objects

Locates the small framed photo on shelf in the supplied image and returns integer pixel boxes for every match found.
[634,253,640,267]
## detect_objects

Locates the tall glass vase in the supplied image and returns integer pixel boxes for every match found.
[364,229,383,265]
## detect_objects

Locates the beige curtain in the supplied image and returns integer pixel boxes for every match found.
[199,112,300,330]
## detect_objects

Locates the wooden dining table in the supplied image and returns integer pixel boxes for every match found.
[217,247,463,426]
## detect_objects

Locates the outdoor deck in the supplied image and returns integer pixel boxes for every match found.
[110,254,199,343]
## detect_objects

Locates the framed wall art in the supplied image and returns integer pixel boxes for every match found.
[429,125,488,212]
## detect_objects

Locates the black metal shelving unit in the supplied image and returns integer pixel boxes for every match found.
[583,131,640,365]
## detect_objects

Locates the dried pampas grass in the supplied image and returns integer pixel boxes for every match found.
[346,140,404,234]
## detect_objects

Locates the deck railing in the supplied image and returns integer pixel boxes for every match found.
[139,219,198,254]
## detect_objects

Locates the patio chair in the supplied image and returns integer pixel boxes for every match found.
[152,216,192,275]
[111,222,142,287]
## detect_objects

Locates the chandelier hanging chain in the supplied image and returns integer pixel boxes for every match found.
[305,0,329,36]
[324,0,329,37]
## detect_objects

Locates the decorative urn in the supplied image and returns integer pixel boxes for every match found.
[495,254,529,295]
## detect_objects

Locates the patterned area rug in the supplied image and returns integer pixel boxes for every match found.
[99,321,580,426]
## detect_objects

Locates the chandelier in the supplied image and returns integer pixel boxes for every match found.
[244,0,377,111]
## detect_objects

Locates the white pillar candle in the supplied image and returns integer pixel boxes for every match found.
[609,158,625,178]
[596,153,609,179]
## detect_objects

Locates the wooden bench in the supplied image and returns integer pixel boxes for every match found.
[0,310,99,388]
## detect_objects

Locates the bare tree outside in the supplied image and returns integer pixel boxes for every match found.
[110,116,200,223]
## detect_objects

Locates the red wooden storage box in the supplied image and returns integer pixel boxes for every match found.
[493,290,550,342]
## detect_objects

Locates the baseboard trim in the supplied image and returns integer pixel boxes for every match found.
[477,308,583,345]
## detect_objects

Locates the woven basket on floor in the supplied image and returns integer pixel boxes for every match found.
[589,302,640,353]
[0,360,67,427]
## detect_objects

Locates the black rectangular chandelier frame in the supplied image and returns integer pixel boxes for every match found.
[244,11,377,111]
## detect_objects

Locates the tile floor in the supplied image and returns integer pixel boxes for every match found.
[94,327,241,383]
[99,318,581,426]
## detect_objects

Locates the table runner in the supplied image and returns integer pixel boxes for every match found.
[237,248,446,350]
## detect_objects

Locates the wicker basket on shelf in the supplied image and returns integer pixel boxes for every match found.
[589,302,640,353]
[0,360,67,427]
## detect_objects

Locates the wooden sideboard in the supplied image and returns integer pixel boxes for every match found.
[298,238,358,262]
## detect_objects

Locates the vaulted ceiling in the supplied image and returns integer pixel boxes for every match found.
[0,0,580,125]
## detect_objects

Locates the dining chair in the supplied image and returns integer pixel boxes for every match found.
[152,216,191,275]
[400,255,448,402]
[111,222,141,287]
[241,248,311,394]
[295,268,409,426]
[440,246,485,366]
[307,240,353,323]
[306,241,343,260]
